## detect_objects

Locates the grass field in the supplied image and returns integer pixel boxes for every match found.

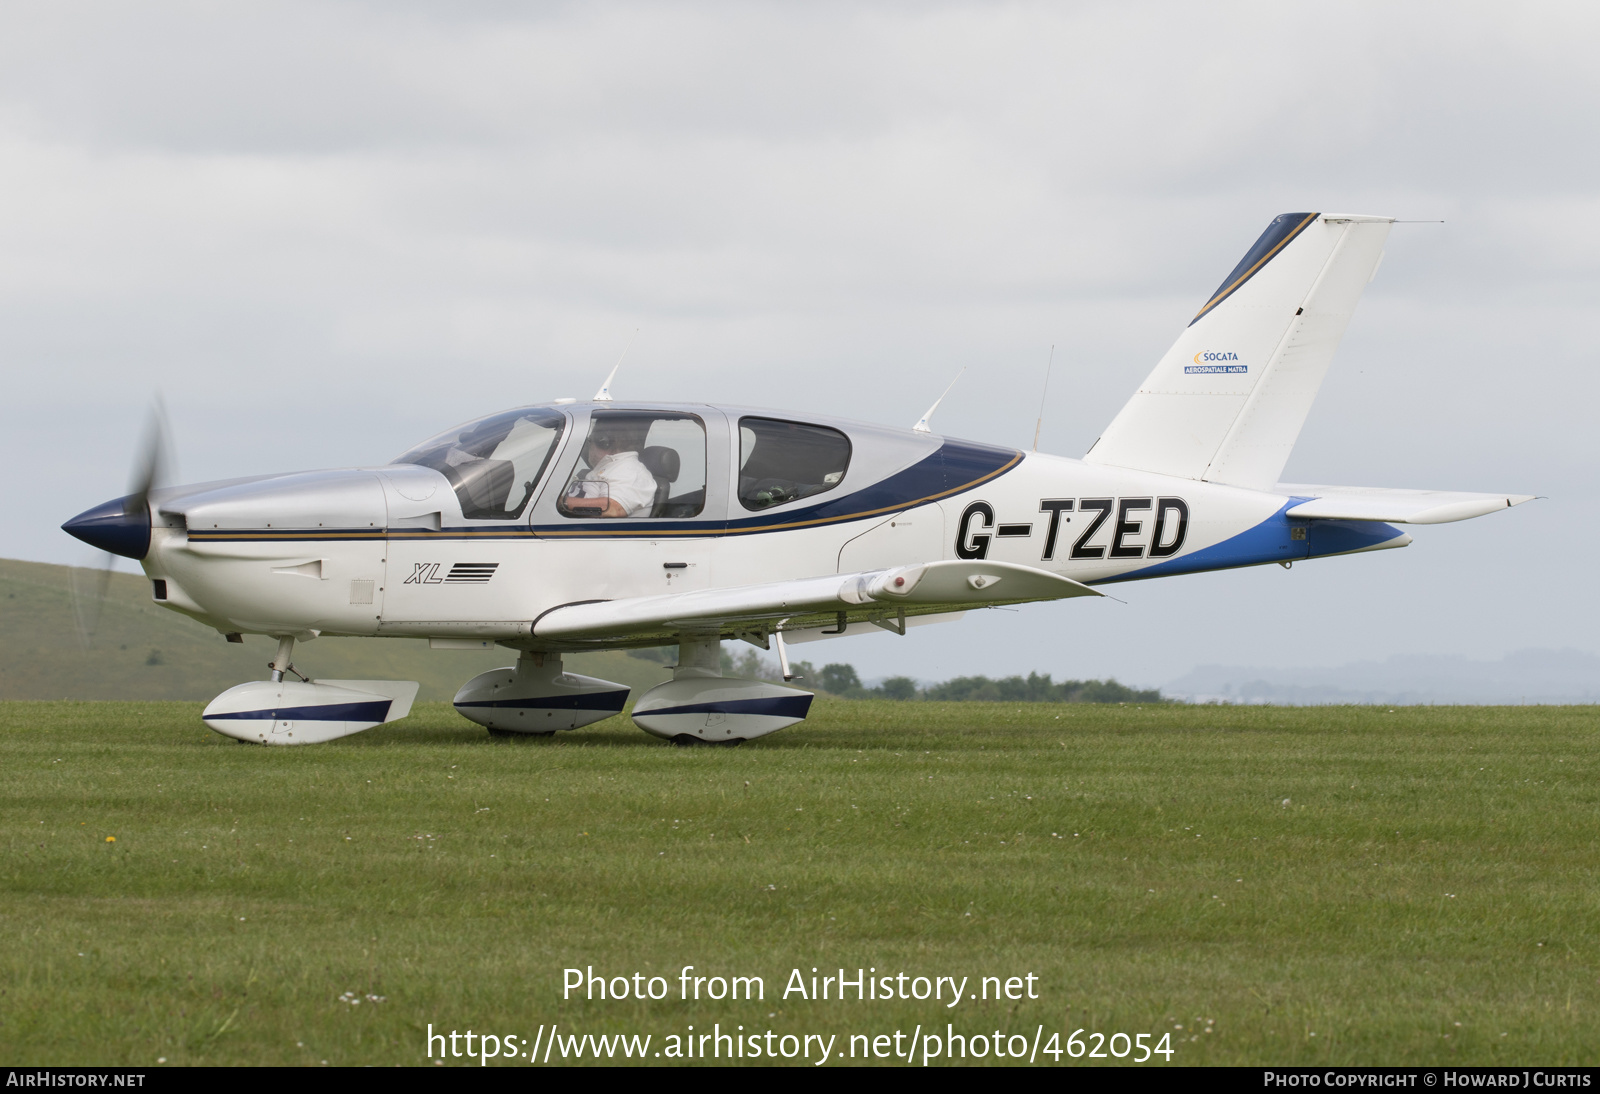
[2,699,1597,1067]
[0,557,673,702]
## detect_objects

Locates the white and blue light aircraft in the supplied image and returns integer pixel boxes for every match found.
[63,212,1532,745]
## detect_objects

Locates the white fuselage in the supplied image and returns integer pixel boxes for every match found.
[141,443,1404,647]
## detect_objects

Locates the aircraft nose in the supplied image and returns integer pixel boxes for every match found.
[62,495,152,560]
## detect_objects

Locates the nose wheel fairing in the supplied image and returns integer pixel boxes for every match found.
[202,679,419,745]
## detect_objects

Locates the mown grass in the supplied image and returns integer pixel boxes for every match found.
[1,699,1597,1067]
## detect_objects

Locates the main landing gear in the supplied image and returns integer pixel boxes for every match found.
[630,634,813,745]
[455,636,814,745]
[452,651,630,736]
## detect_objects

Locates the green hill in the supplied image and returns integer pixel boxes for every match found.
[0,557,670,702]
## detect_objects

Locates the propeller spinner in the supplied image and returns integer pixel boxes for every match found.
[62,402,171,560]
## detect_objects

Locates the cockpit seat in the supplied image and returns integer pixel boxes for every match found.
[640,446,681,517]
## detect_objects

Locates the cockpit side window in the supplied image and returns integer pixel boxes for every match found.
[559,411,707,519]
[392,408,565,520]
[737,417,851,511]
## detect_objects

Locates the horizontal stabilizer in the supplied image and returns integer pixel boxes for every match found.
[534,560,1099,645]
[1282,485,1536,525]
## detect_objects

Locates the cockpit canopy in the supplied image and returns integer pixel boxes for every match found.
[392,401,941,524]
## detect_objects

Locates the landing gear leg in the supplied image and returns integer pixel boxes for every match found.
[675,634,722,679]
[269,635,296,683]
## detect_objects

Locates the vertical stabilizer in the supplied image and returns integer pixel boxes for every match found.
[1086,212,1393,489]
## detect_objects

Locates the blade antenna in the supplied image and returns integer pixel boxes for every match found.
[1032,344,1054,452]
[593,328,638,402]
[912,368,965,433]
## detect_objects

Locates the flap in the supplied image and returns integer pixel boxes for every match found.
[1281,484,1536,525]
[533,560,1099,644]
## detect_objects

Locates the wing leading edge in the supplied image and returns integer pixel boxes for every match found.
[531,560,1101,649]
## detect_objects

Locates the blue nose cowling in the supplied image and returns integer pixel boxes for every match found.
[62,495,152,560]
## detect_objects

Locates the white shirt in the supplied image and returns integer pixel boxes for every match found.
[583,450,658,517]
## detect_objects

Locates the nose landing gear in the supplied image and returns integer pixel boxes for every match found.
[202,633,419,745]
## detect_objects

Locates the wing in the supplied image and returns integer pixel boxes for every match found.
[530,560,1101,650]
[1281,484,1537,525]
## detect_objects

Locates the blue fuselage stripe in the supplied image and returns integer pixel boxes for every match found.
[1104,499,1404,583]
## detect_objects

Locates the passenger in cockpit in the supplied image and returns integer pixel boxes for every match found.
[565,423,658,518]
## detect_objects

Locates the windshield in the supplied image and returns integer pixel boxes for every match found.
[393,407,566,520]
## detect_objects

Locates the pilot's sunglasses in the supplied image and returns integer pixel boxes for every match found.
[590,435,618,448]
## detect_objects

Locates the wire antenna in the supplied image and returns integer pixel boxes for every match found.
[593,328,639,402]
[1032,344,1054,452]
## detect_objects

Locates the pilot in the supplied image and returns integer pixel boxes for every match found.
[565,422,657,518]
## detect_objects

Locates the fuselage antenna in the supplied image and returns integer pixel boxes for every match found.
[1032,344,1055,452]
[912,367,965,433]
[593,328,639,402]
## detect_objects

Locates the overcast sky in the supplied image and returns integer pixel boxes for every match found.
[5,2,1595,687]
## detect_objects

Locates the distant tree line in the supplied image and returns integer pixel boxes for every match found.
[813,663,1164,703]
[629,646,1165,703]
